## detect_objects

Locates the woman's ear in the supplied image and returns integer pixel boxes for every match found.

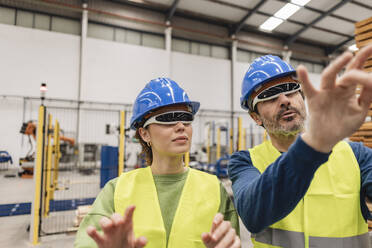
[250,111,263,126]
[138,127,150,142]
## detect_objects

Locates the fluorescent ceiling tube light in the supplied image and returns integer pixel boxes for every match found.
[259,17,284,31]
[275,3,300,20]
[348,44,358,52]
[291,0,311,6]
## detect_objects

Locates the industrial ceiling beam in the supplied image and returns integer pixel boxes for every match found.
[166,0,180,22]
[209,0,352,38]
[351,0,372,10]
[276,0,356,24]
[284,0,352,46]
[107,0,332,50]
[229,0,267,36]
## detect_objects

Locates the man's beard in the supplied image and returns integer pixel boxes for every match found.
[260,105,306,138]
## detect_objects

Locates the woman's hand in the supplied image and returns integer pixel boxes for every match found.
[86,205,147,248]
[202,213,241,248]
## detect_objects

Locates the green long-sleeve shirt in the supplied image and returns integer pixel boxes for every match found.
[74,169,239,248]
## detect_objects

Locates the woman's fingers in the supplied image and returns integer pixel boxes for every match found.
[215,227,236,248]
[86,226,104,246]
[201,232,212,245]
[110,213,124,227]
[211,220,231,243]
[123,205,136,225]
[134,236,148,248]
[99,217,115,234]
[211,213,224,233]
[231,236,241,248]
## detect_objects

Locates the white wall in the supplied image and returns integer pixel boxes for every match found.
[0,23,323,166]
[83,38,170,103]
[172,52,231,111]
[0,24,80,99]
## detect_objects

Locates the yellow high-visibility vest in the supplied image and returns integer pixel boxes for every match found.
[114,167,220,248]
[249,140,369,248]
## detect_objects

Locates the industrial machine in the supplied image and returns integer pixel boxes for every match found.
[19,121,75,177]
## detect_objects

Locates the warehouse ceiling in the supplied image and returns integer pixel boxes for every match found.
[110,0,372,55]
[1,0,371,57]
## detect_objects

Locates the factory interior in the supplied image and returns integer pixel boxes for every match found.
[0,0,372,247]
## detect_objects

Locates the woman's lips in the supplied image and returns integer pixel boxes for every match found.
[172,136,188,142]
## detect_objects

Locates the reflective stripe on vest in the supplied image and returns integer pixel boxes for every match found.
[309,232,370,248]
[114,167,220,248]
[249,140,369,248]
[253,227,305,248]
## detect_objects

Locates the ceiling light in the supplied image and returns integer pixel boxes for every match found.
[348,44,358,52]
[291,0,311,6]
[259,17,284,31]
[274,3,300,20]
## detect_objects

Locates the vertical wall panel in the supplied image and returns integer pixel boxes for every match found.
[0,6,15,25]
[52,17,80,35]
[34,13,50,30]
[114,28,126,43]
[142,33,165,49]
[126,30,141,45]
[16,10,33,28]
[199,43,211,57]
[88,23,114,41]
[172,39,189,53]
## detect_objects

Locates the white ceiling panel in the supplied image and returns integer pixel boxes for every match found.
[290,7,321,23]
[178,0,247,22]
[316,16,355,36]
[306,0,342,12]
[244,13,268,27]
[226,0,263,9]
[275,21,303,35]
[333,2,372,22]
[300,27,347,45]
[353,0,372,8]
[259,0,286,15]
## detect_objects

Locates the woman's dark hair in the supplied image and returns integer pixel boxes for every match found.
[135,129,153,166]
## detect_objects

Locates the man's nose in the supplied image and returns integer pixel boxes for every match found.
[277,93,291,108]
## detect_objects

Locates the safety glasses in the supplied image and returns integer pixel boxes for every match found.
[143,111,194,128]
[251,82,301,110]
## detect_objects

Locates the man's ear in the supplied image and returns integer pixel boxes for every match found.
[250,111,263,126]
[138,127,150,143]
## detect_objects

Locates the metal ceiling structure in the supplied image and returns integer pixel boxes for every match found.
[1,0,371,57]
[229,0,268,36]
[109,0,372,55]
[166,0,180,22]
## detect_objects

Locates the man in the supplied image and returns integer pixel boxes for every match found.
[228,45,372,248]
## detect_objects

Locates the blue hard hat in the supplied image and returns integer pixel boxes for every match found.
[240,55,296,110]
[130,77,200,129]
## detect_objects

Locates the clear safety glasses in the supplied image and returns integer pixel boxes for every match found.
[251,82,301,110]
[143,111,194,128]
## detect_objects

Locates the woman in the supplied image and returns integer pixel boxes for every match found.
[74,78,240,248]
